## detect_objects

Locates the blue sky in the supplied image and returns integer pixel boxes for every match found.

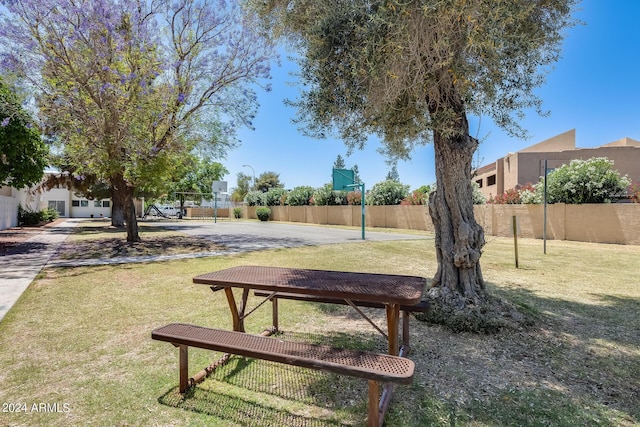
[225,0,640,192]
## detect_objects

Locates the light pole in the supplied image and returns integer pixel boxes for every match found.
[242,164,256,191]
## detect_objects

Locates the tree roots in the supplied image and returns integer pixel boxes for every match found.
[416,287,536,334]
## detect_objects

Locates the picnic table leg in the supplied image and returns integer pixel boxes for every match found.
[271,297,279,331]
[179,345,189,393]
[400,310,410,357]
[223,288,245,332]
[367,380,380,427]
[385,303,400,356]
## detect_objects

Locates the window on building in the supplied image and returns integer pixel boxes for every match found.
[102,200,110,208]
[47,200,65,216]
[487,175,496,186]
[80,200,89,207]
[94,200,102,207]
[72,200,80,207]
[475,179,483,188]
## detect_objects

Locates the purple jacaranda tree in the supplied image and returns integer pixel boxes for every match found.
[0,0,275,241]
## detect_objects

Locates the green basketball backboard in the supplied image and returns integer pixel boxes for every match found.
[332,168,355,191]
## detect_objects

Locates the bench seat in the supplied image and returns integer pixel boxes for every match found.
[152,323,415,426]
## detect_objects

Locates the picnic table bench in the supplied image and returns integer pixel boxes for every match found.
[152,323,414,427]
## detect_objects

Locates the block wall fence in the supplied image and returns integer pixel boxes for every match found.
[227,204,640,245]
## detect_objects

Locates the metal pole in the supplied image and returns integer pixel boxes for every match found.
[361,183,365,240]
[242,164,256,191]
[512,215,519,268]
[543,159,548,255]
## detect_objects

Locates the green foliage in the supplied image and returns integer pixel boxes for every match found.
[472,181,486,205]
[285,186,315,206]
[332,154,346,170]
[255,171,283,193]
[367,180,409,206]
[166,157,228,201]
[233,207,242,219]
[401,190,428,206]
[252,0,578,155]
[231,172,252,202]
[0,78,48,188]
[416,185,432,194]
[244,190,263,206]
[312,184,348,206]
[262,187,288,206]
[539,158,630,204]
[488,183,538,204]
[18,205,58,225]
[519,184,542,204]
[385,165,400,182]
[401,185,433,205]
[256,207,271,221]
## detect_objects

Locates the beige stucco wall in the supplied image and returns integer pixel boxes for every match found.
[186,207,230,218]
[241,203,640,245]
[327,205,354,226]
[564,204,640,245]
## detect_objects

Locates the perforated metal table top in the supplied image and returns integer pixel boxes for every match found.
[193,266,425,305]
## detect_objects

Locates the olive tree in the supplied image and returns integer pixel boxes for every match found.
[250,0,578,330]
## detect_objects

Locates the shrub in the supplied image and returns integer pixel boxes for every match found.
[488,187,521,204]
[233,207,242,219]
[256,207,271,221]
[286,186,315,206]
[488,183,537,204]
[347,191,362,205]
[471,181,486,205]
[41,207,59,222]
[542,157,630,204]
[263,187,288,206]
[312,184,348,206]
[244,190,263,206]
[401,185,431,205]
[18,205,58,225]
[367,180,409,205]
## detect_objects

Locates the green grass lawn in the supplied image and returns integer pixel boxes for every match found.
[0,227,638,426]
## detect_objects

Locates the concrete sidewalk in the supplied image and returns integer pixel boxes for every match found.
[0,220,77,322]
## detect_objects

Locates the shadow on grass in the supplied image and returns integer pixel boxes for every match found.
[476,284,638,423]
[297,286,639,425]
[159,385,347,427]
[157,331,380,426]
[491,284,640,348]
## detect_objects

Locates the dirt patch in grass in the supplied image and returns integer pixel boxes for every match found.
[0,218,66,253]
[52,233,225,260]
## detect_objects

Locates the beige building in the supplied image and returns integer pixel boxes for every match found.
[473,129,640,199]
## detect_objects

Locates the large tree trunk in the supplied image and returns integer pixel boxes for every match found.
[110,185,125,227]
[419,109,530,332]
[428,125,485,304]
[111,174,140,242]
